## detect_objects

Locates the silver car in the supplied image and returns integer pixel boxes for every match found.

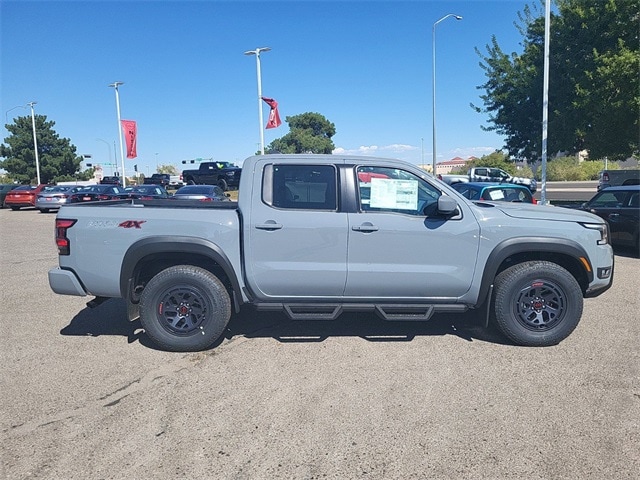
[172,184,230,202]
[35,185,86,213]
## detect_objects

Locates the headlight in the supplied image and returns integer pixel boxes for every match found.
[581,222,610,245]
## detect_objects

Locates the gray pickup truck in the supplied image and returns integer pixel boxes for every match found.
[49,154,613,352]
[598,169,640,191]
[441,167,537,193]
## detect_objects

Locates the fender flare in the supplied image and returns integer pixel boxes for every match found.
[476,237,593,306]
[119,236,242,303]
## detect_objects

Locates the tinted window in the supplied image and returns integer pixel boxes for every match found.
[589,191,627,208]
[266,164,337,210]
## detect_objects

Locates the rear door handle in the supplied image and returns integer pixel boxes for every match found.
[256,221,283,231]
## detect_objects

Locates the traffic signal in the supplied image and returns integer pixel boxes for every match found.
[134,164,138,172]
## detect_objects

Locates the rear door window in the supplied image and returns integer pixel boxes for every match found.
[264,164,337,210]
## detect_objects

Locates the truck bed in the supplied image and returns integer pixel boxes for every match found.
[63,198,238,210]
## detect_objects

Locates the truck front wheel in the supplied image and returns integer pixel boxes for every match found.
[492,261,583,347]
[217,178,228,191]
[139,265,231,352]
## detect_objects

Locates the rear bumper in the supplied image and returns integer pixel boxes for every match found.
[48,268,87,296]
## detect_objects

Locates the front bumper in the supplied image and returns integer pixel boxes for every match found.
[48,267,87,296]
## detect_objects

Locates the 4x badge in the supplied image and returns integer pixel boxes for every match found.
[118,220,146,229]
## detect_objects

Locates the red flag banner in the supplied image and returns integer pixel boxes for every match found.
[120,120,137,159]
[261,97,282,129]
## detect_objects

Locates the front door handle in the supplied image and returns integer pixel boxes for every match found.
[352,223,379,232]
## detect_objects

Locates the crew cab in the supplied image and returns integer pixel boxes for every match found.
[49,154,613,352]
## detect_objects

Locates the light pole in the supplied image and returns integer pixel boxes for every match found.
[244,47,271,155]
[108,81,127,186]
[432,13,462,175]
[27,102,42,184]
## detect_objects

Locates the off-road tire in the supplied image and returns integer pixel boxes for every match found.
[492,261,583,347]
[139,265,231,352]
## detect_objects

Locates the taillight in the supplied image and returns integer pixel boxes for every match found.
[532,198,538,204]
[603,172,609,182]
[55,219,77,255]
[98,194,110,200]
[199,197,213,202]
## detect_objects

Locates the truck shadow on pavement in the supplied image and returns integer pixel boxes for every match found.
[226,307,511,346]
[60,299,511,350]
[59,299,149,347]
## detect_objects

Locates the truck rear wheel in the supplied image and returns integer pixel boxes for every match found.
[492,261,583,347]
[139,265,231,352]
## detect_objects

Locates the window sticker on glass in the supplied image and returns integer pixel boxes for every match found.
[370,178,418,210]
[488,190,505,200]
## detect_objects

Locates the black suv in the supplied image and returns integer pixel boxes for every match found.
[578,185,639,249]
[100,176,122,186]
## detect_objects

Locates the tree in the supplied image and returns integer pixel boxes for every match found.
[158,164,179,175]
[265,112,336,154]
[474,0,639,162]
[0,114,91,183]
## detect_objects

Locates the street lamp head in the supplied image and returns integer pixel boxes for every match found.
[244,47,271,56]
[108,81,125,88]
[435,13,463,26]
[27,101,37,107]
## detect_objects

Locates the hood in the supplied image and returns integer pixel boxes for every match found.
[480,201,604,224]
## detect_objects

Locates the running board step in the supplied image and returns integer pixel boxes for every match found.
[283,304,344,320]
[375,305,434,321]
[262,303,468,321]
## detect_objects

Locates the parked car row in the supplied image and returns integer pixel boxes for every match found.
[2,182,231,212]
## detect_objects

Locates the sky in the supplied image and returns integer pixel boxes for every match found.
[1,0,535,175]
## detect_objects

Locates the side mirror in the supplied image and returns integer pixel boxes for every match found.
[437,195,458,216]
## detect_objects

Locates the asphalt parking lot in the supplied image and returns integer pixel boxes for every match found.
[1,206,638,479]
